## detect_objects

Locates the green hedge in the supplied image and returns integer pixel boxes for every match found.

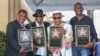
[0,30,6,55]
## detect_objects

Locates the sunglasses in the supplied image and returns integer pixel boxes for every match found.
[53,17,61,19]
[35,15,43,17]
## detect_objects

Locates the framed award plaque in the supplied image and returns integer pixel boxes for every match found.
[75,25,90,47]
[49,27,62,48]
[18,29,33,52]
[31,27,46,47]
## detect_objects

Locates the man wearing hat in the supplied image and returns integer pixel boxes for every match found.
[26,9,50,56]
[48,11,73,56]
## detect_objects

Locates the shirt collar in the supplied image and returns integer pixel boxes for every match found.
[17,20,26,29]
[75,14,86,21]
[51,23,63,27]
[17,20,23,25]
[35,21,44,27]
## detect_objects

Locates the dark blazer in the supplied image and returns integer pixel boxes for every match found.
[26,22,50,56]
[5,20,26,56]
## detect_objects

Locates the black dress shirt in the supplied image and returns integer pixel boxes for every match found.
[70,14,98,42]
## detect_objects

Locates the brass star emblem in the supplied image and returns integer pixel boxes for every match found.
[78,27,87,37]
[34,29,42,38]
[21,32,29,41]
[52,29,60,38]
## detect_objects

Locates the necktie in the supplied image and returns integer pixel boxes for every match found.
[21,23,26,29]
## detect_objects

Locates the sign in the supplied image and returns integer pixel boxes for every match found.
[18,29,33,52]
[31,27,46,47]
[75,25,90,47]
[49,27,62,48]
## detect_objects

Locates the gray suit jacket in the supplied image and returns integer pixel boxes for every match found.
[5,20,26,56]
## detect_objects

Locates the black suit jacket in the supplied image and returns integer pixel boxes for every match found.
[26,22,50,56]
[5,20,26,56]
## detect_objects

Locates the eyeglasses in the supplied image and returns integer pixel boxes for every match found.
[53,17,61,19]
[35,15,43,17]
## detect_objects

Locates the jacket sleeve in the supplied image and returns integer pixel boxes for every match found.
[6,23,21,52]
[90,19,98,42]
[25,24,32,29]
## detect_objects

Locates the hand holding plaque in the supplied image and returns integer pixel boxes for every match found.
[75,25,90,47]
[31,27,46,47]
[18,29,33,52]
[19,47,25,54]
[61,27,66,35]
[84,42,94,48]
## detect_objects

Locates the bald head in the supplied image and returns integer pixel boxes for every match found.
[74,2,83,8]
[73,2,83,15]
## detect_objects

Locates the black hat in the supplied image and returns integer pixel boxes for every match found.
[33,9,45,17]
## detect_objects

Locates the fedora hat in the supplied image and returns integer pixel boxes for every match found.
[33,9,45,17]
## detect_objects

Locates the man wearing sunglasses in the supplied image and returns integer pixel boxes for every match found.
[48,11,73,56]
[26,9,50,56]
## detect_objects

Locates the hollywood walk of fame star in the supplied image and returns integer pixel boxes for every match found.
[52,29,60,38]
[21,32,29,41]
[34,29,42,38]
[78,27,87,37]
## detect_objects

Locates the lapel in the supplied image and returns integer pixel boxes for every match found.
[43,22,46,27]
[31,22,36,27]
[14,20,22,29]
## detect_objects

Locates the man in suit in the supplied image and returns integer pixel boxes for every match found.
[26,9,50,56]
[5,10,27,56]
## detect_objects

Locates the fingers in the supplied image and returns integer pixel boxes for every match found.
[61,28,66,35]
[48,47,54,53]
[33,45,38,49]
[19,47,25,54]
[84,43,94,48]
[69,37,73,42]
